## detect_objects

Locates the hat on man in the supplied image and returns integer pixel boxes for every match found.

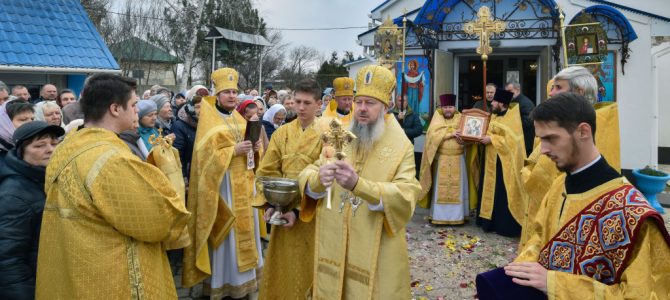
[333,77,355,97]
[137,99,157,119]
[493,89,514,105]
[12,120,64,150]
[355,65,396,106]
[439,94,457,107]
[211,68,239,95]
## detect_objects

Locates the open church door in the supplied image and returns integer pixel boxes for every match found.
[434,50,454,111]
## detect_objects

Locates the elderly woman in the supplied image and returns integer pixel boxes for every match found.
[0,121,64,299]
[56,89,77,109]
[261,103,286,140]
[149,94,175,136]
[254,97,267,119]
[33,101,63,127]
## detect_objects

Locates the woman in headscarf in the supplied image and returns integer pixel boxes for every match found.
[254,97,267,120]
[261,103,286,140]
[136,100,159,157]
[149,94,175,137]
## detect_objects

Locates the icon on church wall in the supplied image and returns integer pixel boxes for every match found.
[506,70,519,85]
[577,34,597,55]
[396,56,431,126]
[587,50,617,102]
[566,14,608,65]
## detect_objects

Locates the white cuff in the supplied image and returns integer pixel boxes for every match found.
[367,196,384,211]
[306,183,327,199]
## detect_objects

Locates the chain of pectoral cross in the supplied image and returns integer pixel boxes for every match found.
[338,148,368,216]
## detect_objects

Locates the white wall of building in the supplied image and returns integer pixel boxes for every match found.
[653,43,670,149]
[561,0,663,170]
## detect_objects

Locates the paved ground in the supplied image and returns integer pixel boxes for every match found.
[175,205,670,300]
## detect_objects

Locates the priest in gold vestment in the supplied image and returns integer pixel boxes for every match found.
[322,77,355,126]
[182,68,264,299]
[298,65,421,299]
[418,94,469,225]
[255,79,325,300]
[518,66,621,248]
[36,74,190,299]
[476,93,670,299]
[474,89,527,237]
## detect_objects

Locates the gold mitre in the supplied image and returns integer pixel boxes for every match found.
[333,77,354,97]
[211,67,239,95]
[355,65,396,106]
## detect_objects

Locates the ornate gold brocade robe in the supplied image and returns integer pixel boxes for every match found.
[419,111,468,224]
[322,101,353,126]
[36,128,190,299]
[255,119,325,300]
[516,176,670,299]
[518,102,621,247]
[182,101,261,293]
[298,116,421,300]
[479,104,527,225]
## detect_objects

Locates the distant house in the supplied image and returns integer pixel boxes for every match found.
[109,37,181,89]
[0,0,120,99]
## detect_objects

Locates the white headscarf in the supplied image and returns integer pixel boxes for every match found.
[262,103,286,128]
[34,100,64,127]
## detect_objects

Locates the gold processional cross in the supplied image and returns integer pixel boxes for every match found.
[321,119,356,210]
[463,6,506,61]
[463,6,506,111]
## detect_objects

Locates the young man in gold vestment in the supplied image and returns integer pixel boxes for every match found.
[418,94,469,225]
[477,93,670,299]
[182,68,264,299]
[298,65,422,299]
[322,77,355,126]
[254,79,324,300]
[35,74,190,299]
[517,66,621,248]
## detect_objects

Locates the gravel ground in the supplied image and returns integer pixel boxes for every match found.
[175,206,670,300]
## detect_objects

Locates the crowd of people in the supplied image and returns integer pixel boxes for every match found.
[0,64,668,300]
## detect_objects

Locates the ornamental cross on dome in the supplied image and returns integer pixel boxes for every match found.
[463,6,506,61]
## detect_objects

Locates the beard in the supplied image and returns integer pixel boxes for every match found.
[555,136,581,173]
[349,112,386,154]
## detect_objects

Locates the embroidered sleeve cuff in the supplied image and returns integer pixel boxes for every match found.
[352,177,381,205]
[306,182,327,199]
[367,196,384,211]
[308,173,326,194]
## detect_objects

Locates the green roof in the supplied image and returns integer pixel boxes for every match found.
[110,37,181,64]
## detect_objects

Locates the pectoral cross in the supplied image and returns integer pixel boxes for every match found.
[321,119,357,209]
[463,6,506,111]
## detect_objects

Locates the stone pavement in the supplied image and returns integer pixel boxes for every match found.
[173,206,670,300]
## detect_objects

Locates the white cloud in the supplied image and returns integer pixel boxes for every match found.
[254,0,378,57]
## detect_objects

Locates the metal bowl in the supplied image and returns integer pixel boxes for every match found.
[257,177,300,207]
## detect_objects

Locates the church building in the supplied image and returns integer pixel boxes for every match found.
[348,0,670,175]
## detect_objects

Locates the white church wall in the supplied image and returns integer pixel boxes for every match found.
[653,43,670,149]
[561,0,659,169]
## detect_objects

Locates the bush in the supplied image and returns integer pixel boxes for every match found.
[639,165,668,177]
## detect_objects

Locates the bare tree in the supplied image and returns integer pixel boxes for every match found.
[277,45,321,88]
